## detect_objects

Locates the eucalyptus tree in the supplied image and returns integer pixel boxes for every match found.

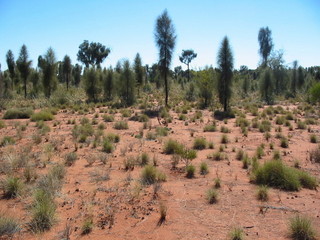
[104,67,114,100]
[134,53,143,96]
[62,55,72,90]
[6,50,15,89]
[72,64,82,86]
[154,9,177,106]
[16,45,32,98]
[217,36,234,112]
[258,27,273,67]
[260,68,274,105]
[179,49,197,82]
[77,40,110,68]
[38,48,57,98]
[120,60,135,106]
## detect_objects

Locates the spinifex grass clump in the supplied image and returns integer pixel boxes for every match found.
[193,137,207,150]
[140,165,166,185]
[163,139,184,154]
[289,215,317,240]
[31,110,54,121]
[3,108,33,119]
[0,215,20,237]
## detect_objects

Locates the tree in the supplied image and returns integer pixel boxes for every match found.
[269,50,287,95]
[258,27,273,67]
[38,47,57,98]
[134,53,143,96]
[77,40,110,68]
[310,82,320,103]
[196,68,214,108]
[83,68,101,102]
[291,60,298,96]
[62,55,72,90]
[154,9,177,106]
[16,44,32,98]
[217,36,234,112]
[260,68,274,105]
[179,49,197,82]
[72,64,82,86]
[104,67,113,100]
[6,50,15,89]
[120,60,135,106]
[29,69,41,96]
[0,64,3,98]
[297,66,305,89]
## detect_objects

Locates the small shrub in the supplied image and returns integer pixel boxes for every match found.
[3,108,33,119]
[102,139,114,153]
[0,216,20,237]
[138,114,149,122]
[123,157,136,171]
[31,111,54,121]
[289,215,316,240]
[256,185,269,201]
[81,216,93,235]
[156,127,169,136]
[221,134,229,144]
[64,152,78,166]
[121,109,132,117]
[103,114,114,122]
[114,121,128,130]
[0,120,5,129]
[158,202,167,225]
[297,121,307,130]
[203,124,216,132]
[163,139,183,154]
[256,146,265,159]
[0,136,15,147]
[214,178,221,188]
[193,137,207,150]
[140,152,150,166]
[229,227,244,240]
[242,155,251,169]
[206,188,218,204]
[141,165,165,185]
[179,114,187,121]
[281,137,289,148]
[220,126,230,133]
[310,146,320,163]
[236,149,244,160]
[186,164,196,178]
[2,176,23,199]
[199,162,209,175]
[310,134,318,143]
[106,133,120,143]
[146,131,157,140]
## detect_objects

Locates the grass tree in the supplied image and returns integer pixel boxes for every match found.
[260,68,274,105]
[154,9,177,107]
[217,36,234,112]
[134,53,144,96]
[62,55,72,90]
[16,44,32,98]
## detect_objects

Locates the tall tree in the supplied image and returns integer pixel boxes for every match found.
[120,60,135,106]
[6,50,15,89]
[77,40,110,68]
[258,27,273,67]
[196,68,214,108]
[72,64,82,86]
[269,50,287,95]
[154,9,177,106]
[38,47,57,98]
[104,67,113,100]
[134,53,143,96]
[83,68,101,102]
[291,60,298,96]
[62,55,72,90]
[297,66,305,89]
[179,49,197,82]
[217,36,234,112]
[16,45,32,98]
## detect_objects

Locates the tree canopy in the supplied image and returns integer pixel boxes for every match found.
[77,40,110,68]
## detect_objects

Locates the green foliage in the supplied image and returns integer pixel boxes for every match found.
[0,216,20,237]
[134,53,144,95]
[77,40,110,68]
[154,9,176,106]
[206,188,218,204]
[310,82,320,103]
[280,137,289,148]
[1,176,23,199]
[119,60,136,106]
[289,215,317,240]
[196,68,214,107]
[217,36,234,112]
[199,162,209,175]
[260,68,274,104]
[114,121,129,130]
[83,68,101,102]
[258,27,273,65]
[62,55,72,90]
[140,165,166,185]
[81,216,93,235]
[16,44,32,98]
[179,49,197,82]
[186,164,196,178]
[64,152,78,166]
[31,111,54,121]
[102,139,114,153]
[103,114,114,122]
[228,227,245,240]
[0,120,5,129]
[221,134,229,144]
[3,108,33,119]
[256,185,269,201]
[204,124,217,132]
[105,133,120,143]
[193,137,207,150]
[310,146,320,163]
[0,136,15,147]
[163,139,184,154]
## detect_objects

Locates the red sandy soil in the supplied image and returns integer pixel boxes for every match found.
[0,104,319,240]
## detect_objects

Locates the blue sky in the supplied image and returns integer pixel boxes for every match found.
[0,0,319,71]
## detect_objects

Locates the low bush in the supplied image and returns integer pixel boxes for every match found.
[203,124,216,132]
[0,120,5,129]
[102,139,114,153]
[114,121,129,130]
[199,162,209,175]
[140,165,166,185]
[156,127,169,136]
[105,133,120,143]
[0,136,15,147]
[310,134,318,143]
[186,164,196,178]
[3,108,33,119]
[193,137,207,150]
[228,227,244,240]
[280,137,289,148]
[310,146,320,163]
[64,152,78,166]
[103,114,114,122]
[221,134,229,144]
[0,216,20,237]
[81,216,93,235]
[1,176,23,199]
[163,139,183,154]
[31,111,54,121]
[289,215,316,240]
[206,188,218,204]
[256,185,269,201]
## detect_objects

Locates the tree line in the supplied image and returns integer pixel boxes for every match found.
[0,10,319,109]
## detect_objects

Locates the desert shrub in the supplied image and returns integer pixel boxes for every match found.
[310,146,320,163]
[193,137,207,150]
[179,114,187,121]
[0,216,20,237]
[81,216,93,235]
[242,155,251,169]
[103,114,114,122]
[199,162,209,175]
[254,160,318,191]
[275,116,285,125]
[158,202,167,224]
[1,176,23,199]
[236,149,245,160]
[140,165,166,185]
[206,188,218,204]
[229,227,244,240]
[114,121,128,130]
[146,131,157,140]
[29,189,56,232]
[0,136,15,147]
[214,178,221,188]
[256,146,265,159]
[281,137,289,148]
[305,118,317,125]
[106,133,120,143]
[163,139,183,154]
[236,117,250,128]
[140,152,150,166]
[102,139,114,153]
[289,215,316,240]
[203,124,216,132]
[31,111,54,121]
[208,151,227,161]
[138,114,149,122]
[256,185,269,201]
[156,127,169,136]
[64,152,78,166]
[273,150,282,160]
[286,112,294,120]
[221,134,229,144]
[186,164,196,178]
[121,109,132,117]
[0,120,5,129]
[23,166,38,183]
[123,157,136,171]
[220,125,230,133]
[297,121,307,130]
[259,120,271,132]
[3,108,33,119]
[310,134,318,143]
[37,165,65,196]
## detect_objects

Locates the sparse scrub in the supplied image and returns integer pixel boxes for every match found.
[221,134,229,144]
[156,127,169,136]
[81,216,93,235]
[64,152,78,166]
[3,108,33,119]
[310,146,320,163]
[203,124,216,132]
[256,185,269,201]
[0,136,15,147]
[141,165,166,185]
[199,162,209,175]
[0,216,20,237]
[289,215,316,240]
[206,188,218,204]
[102,139,114,153]
[186,164,196,178]
[310,134,318,143]
[31,111,54,121]
[193,137,207,150]
[281,137,289,148]
[229,227,244,240]
[1,176,23,199]
[114,121,129,130]
[163,139,183,154]
[103,114,114,122]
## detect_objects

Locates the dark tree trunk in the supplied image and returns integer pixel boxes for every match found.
[24,78,27,98]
